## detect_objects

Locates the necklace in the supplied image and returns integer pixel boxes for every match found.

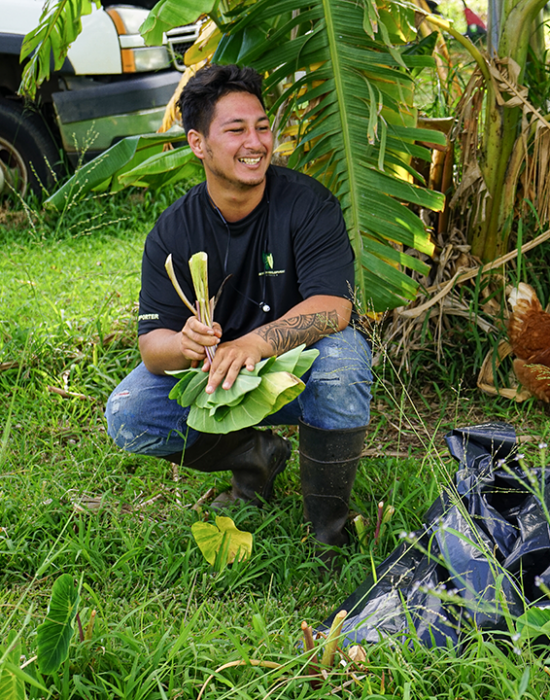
[207,190,271,314]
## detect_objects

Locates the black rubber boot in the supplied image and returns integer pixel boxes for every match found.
[299,419,367,563]
[163,428,290,507]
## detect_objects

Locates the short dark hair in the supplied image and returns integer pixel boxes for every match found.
[177,64,265,136]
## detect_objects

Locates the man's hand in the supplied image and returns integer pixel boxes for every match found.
[138,319,221,375]
[203,334,272,394]
[180,316,221,365]
[203,295,351,392]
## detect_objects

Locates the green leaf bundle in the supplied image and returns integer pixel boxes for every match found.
[168,344,318,434]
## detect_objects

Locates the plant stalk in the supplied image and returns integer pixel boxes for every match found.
[320,610,347,667]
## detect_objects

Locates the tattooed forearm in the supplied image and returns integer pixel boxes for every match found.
[254,311,340,354]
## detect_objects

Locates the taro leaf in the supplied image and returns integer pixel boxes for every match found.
[169,347,317,433]
[191,515,252,569]
[292,348,319,378]
[516,607,550,641]
[187,371,304,434]
[0,630,26,700]
[261,371,305,416]
[211,404,231,422]
[254,355,278,376]
[265,344,306,374]
[268,345,319,377]
[167,369,199,401]
[36,574,80,675]
[198,373,262,409]
[249,346,317,378]
[180,371,209,406]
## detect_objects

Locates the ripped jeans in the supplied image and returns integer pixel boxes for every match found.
[105,326,372,457]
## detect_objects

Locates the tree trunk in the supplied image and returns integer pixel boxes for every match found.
[468,0,547,262]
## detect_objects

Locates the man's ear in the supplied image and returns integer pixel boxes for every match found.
[187,129,205,160]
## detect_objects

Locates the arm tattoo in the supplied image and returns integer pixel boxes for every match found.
[254,311,340,354]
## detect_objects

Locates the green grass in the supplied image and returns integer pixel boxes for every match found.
[2,187,550,699]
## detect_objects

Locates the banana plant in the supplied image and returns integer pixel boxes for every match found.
[426,1,550,263]
[472,0,550,262]
[142,0,446,310]
[45,132,202,211]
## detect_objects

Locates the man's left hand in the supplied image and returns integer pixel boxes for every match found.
[204,335,272,394]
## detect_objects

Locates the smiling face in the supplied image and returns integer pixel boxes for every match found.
[187,91,273,198]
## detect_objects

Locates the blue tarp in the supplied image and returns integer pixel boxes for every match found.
[320,422,550,647]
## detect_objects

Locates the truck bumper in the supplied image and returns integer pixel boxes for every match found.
[52,70,183,161]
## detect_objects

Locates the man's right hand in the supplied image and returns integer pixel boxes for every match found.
[180,316,222,365]
[138,320,221,375]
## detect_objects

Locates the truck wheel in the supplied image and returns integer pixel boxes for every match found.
[0,98,63,198]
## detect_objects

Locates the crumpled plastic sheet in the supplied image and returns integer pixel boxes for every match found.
[319,422,550,647]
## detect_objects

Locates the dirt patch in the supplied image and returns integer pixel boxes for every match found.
[367,387,549,459]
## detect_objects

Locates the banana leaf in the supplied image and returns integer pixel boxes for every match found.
[45,133,191,211]
[20,0,101,99]
[117,145,203,189]
[140,0,215,46]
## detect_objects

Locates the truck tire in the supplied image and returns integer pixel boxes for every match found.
[0,98,63,198]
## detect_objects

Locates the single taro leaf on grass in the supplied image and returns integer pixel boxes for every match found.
[191,515,253,568]
[36,574,80,675]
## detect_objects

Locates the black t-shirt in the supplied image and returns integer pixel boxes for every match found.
[138,165,355,341]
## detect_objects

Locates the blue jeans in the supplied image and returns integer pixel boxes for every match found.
[105,326,372,457]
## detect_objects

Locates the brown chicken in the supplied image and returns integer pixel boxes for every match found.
[507,283,550,402]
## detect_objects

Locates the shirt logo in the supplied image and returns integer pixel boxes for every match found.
[260,252,285,277]
[138,313,160,321]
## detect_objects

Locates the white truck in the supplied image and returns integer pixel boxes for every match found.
[0,1,198,195]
